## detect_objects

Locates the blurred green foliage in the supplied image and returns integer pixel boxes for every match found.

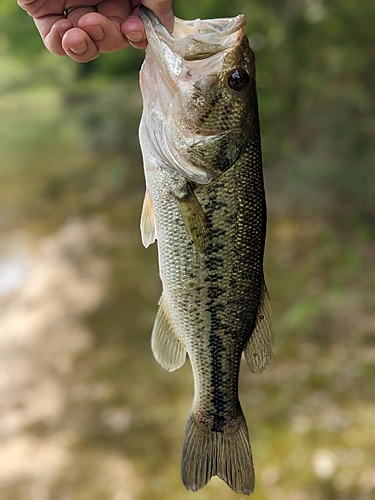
[0,1,374,499]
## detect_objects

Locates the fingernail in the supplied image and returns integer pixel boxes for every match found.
[89,25,104,41]
[127,31,144,43]
[70,41,88,55]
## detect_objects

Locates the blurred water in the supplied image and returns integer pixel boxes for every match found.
[0,219,114,497]
[0,249,29,297]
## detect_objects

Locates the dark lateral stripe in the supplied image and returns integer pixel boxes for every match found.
[204,188,229,432]
[208,330,227,432]
[206,244,227,432]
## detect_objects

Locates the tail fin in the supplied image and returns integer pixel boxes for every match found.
[181,411,254,495]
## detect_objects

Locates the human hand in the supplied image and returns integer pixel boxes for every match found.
[18,0,174,62]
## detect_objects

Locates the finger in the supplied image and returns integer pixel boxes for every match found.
[17,0,64,17]
[61,6,102,61]
[78,12,130,52]
[121,14,147,49]
[141,0,174,32]
[61,27,100,62]
[18,0,67,50]
[63,4,101,25]
[44,19,74,56]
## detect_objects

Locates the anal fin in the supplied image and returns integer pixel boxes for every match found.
[151,295,186,371]
[244,280,274,373]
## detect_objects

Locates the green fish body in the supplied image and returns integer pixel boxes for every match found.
[139,7,273,495]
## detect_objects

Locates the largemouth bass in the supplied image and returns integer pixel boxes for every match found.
[138,6,273,495]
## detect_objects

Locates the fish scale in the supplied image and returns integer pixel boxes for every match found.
[139,6,273,495]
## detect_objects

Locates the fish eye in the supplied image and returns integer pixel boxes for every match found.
[227,68,250,92]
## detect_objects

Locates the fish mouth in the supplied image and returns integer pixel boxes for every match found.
[140,7,245,70]
[139,7,247,184]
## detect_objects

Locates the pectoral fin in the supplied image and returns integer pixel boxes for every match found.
[244,280,273,373]
[152,295,186,371]
[172,183,210,254]
[140,190,156,248]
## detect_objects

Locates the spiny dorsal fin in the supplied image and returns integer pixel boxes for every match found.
[151,295,186,371]
[140,190,156,248]
[244,280,273,373]
[172,183,210,254]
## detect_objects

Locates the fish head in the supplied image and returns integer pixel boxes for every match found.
[140,8,258,184]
